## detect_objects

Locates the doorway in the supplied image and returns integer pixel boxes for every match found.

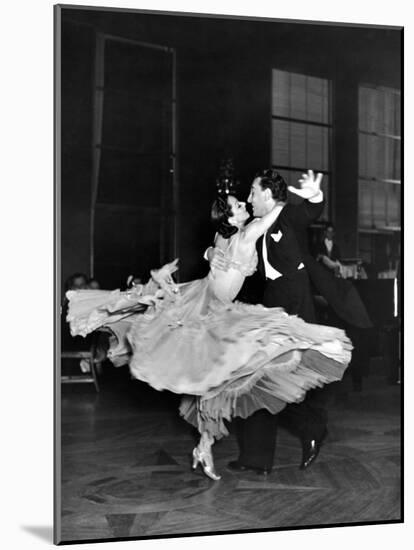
[91,34,178,288]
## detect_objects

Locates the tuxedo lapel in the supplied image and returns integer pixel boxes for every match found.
[268,218,280,234]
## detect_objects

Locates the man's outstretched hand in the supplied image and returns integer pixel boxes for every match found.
[288,170,323,199]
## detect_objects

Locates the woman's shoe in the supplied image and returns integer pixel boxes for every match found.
[192,447,221,481]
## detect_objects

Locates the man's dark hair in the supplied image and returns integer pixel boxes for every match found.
[211,195,238,239]
[256,168,288,202]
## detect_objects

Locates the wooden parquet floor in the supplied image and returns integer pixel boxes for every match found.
[57,369,401,543]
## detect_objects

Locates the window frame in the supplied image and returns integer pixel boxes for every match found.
[270,69,333,221]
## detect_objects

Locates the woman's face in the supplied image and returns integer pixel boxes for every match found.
[227,195,249,226]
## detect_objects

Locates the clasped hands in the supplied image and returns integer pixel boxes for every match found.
[209,248,230,272]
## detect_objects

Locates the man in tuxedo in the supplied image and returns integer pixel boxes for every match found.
[211,169,328,475]
[317,224,342,275]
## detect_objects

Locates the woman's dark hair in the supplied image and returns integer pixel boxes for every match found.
[211,195,238,239]
[256,168,287,202]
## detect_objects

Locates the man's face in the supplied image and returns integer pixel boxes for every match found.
[326,227,335,240]
[247,178,269,217]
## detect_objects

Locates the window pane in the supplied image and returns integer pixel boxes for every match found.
[372,181,387,227]
[366,88,382,134]
[307,76,329,124]
[322,80,329,124]
[365,134,383,179]
[384,138,401,181]
[359,180,373,228]
[273,121,329,172]
[272,69,290,118]
[360,85,401,137]
[359,133,368,178]
[277,169,303,189]
[271,119,290,166]
[290,122,307,168]
[273,70,329,123]
[394,93,401,136]
[273,120,329,172]
[375,90,386,135]
[387,184,401,226]
[290,73,307,120]
[384,90,396,135]
[307,125,329,171]
[362,135,400,182]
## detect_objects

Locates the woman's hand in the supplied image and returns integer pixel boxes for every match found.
[209,248,230,272]
[151,259,179,294]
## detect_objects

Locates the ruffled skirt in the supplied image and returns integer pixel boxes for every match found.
[125,277,352,437]
[66,277,352,438]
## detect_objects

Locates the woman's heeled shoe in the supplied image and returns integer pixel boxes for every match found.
[192,447,221,481]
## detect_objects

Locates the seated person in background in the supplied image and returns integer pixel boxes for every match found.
[317,224,342,276]
[87,277,100,289]
[64,274,109,371]
[62,272,107,374]
[65,272,88,293]
[61,272,91,352]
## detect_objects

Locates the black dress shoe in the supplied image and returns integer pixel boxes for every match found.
[227,460,272,476]
[300,430,328,470]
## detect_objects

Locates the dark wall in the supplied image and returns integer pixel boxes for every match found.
[60,19,94,288]
[59,7,402,286]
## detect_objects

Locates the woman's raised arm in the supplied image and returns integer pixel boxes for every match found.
[242,204,284,243]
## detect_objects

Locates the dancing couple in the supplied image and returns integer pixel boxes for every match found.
[66,169,352,480]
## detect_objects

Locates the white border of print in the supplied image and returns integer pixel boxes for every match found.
[1,1,409,549]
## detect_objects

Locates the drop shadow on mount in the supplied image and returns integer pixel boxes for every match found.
[21,525,53,543]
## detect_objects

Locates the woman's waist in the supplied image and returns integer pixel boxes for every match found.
[208,269,244,302]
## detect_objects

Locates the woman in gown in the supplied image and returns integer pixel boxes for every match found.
[66,172,352,481]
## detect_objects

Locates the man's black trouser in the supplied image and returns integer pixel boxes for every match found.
[234,269,327,469]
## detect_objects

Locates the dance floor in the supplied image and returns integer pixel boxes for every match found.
[58,366,401,543]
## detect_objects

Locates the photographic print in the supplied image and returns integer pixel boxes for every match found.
[55,3,402,545]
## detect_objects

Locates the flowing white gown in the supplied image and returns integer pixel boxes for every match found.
[67,232,352,438]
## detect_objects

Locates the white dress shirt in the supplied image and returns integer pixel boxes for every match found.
[262,190,322,280]
[262,231,305,280]
[324,238,333,255]
[262,231,283,279]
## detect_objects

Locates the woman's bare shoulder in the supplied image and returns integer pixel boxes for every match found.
[215,233,227,249]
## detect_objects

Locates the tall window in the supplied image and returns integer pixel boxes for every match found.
[358,85,401,270]
[271,69,331,219]
[358,85,401,229]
